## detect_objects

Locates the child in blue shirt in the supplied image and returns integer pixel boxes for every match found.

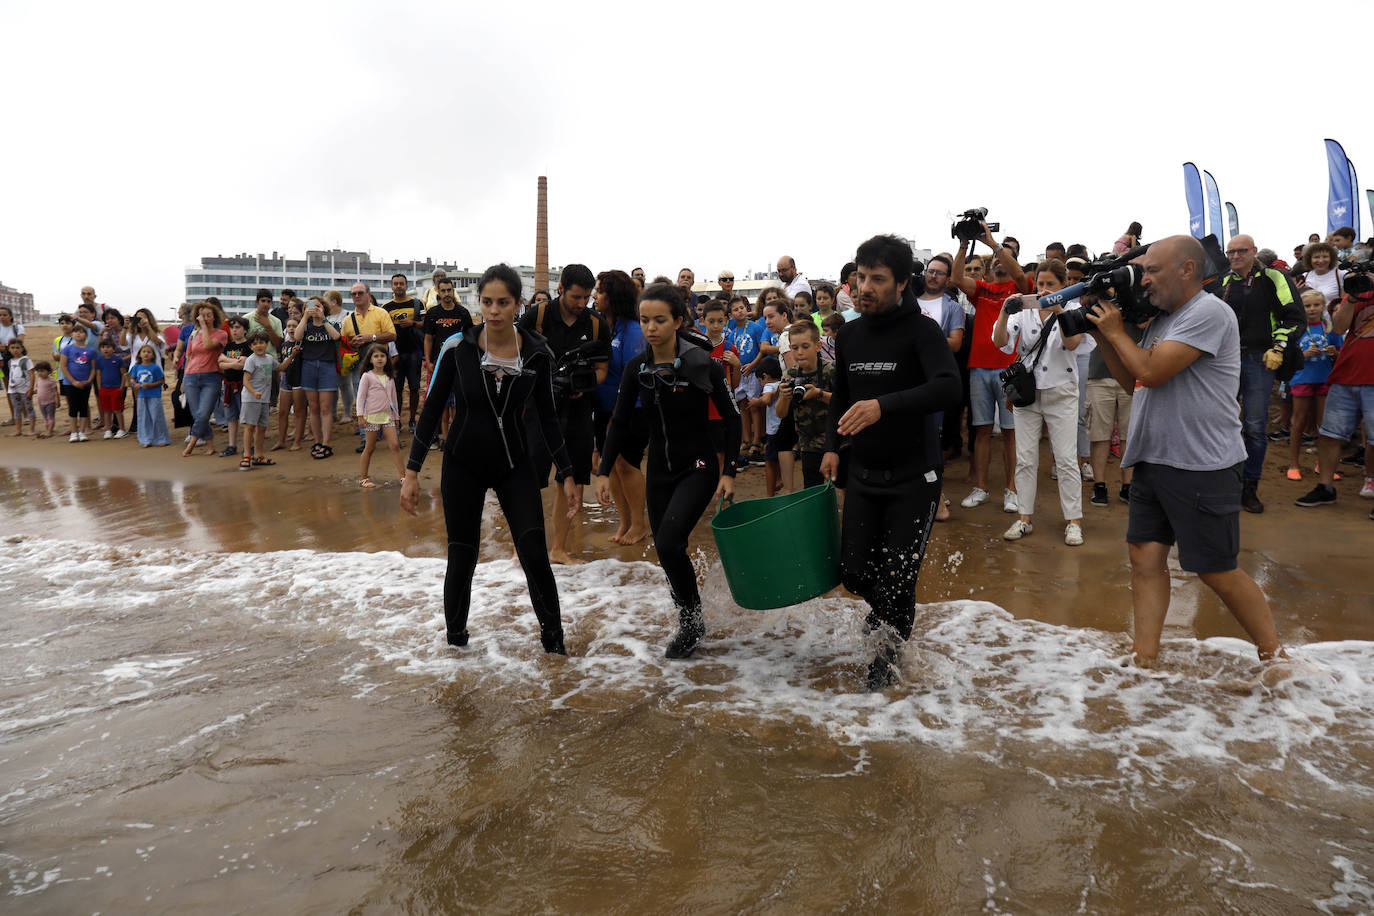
[748,356,788,496]
[728,297,764,464]
[93,339,129,439]
[129,343,170,447]
[58,324,97,440]
[1286,289,1343,480]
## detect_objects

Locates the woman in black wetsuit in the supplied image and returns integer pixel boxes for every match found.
[594,283,741,659]
[400,264,578,654]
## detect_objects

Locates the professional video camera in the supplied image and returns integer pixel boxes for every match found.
[1339,259,1374,297]
[1005,236,1232,337]
[552,340,602,396]
[951,208,1000,243]
[1003,256,1157,338]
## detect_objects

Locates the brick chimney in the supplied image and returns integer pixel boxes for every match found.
[535,176,549,297]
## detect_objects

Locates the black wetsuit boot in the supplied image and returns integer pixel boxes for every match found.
[664,601,704,659]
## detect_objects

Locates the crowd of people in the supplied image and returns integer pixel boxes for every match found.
[5,221,1371,688]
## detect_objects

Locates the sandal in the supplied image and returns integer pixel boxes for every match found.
[239,456,253,471]
[252,457,276,466]
[311,443,326,459]
[319,445,333,458]
[359,476,376,488]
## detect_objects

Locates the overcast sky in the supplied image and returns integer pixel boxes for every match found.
[2,0,1363,317]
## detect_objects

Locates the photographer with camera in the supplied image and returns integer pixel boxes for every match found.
[951,214,1030,514]
[1085,235,1285,665]
[1295,262,1374,517]
[1218,235,1303,514]
[519,263,609,565]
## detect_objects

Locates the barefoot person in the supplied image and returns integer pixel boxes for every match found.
[593,269,651,546]
[820,235,962,690]
[595,282,739,659]
[518,264,609,565]
[400,264,578,654]
[1086,235,1285,664]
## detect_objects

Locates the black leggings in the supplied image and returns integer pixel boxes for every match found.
[440,455,562,638]
[67,385,91,418]
[840,465,942,641]
[646,461,719,613]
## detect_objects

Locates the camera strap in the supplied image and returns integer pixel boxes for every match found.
[1016,311,1054,375]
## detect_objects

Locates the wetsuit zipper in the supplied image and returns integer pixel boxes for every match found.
[482,367,515,469]
[655,389,673,473]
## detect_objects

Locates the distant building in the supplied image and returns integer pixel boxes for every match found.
[184,249,474,315]
[186,250,564,315]
[0,280,36,324]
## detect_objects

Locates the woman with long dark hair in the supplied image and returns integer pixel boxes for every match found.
[401,264,578,654]
[595,283,740,658]
[593,269,650,544]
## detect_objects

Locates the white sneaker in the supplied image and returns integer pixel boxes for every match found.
[1064,522,1084,546]
[113,429,127,439]
[77,432,89,442]
[961,487,989,508]
[1081,462,1094,481]
[103,429,113,439]
[1003,519,1033,540]
[1361,477,1374,499]
[69,432,79,442]
[1003,489,1019,513]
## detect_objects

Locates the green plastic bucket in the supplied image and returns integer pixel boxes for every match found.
[710,483,842,610]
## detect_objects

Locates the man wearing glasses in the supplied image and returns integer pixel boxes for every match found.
[345,283,398,451]
[777,255,813,301]
[1218,234,1302,513]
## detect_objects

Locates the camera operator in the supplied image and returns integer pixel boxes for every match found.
[821,235,961,690]
[1218,234,1303,514]
[519,263,609,565]
[1295,271,1374,515]
[1085,235,1285,665]
[951,219,1030,514]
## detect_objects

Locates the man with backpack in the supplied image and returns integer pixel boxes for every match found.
[518,264,609,564]
[1219,234,1303,513]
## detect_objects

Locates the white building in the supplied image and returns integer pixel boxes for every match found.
[186,250,563,314]
[184,249,475,315]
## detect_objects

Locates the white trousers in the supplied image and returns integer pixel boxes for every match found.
[1013,381,1081,520]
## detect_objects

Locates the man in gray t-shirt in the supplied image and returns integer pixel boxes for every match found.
[1086,235,1284,666]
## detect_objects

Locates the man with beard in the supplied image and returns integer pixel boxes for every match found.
[822,235,961,690]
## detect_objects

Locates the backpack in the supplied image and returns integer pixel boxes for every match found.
[534,301,600,342]
[339,314,361,373]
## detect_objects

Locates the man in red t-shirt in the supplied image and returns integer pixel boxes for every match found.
[951,221,1030,512]
[1296,288,1374,512]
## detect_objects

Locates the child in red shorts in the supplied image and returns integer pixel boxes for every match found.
[92,339,129,439]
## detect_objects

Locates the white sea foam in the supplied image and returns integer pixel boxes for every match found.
[4,537,1374,801]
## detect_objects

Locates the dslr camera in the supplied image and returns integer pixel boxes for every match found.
[552,340,602,397]
[951,207,1000,242]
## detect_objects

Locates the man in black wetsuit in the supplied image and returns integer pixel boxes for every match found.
[821,235,962,690]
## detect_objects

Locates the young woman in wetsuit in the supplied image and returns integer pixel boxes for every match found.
[595,283,741,659]
[400,264,578,654]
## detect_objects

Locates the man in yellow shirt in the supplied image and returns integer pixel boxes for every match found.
[345,282,396,452]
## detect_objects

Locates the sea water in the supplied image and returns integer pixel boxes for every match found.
[3,535,1373,912]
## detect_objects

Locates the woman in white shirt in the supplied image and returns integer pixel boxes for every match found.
[1300,242,1345,307]
[992,259,1085,546]
[127,308,165,365]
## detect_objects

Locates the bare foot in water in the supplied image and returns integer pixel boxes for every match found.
[619,525,650,546]
[608,528,631,545]
[549,550,585,566]
[935,499,950,522]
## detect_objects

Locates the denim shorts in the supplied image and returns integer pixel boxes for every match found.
[299,358,339,392]
[1318,383,1374,444]
[969,367,1015,428]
